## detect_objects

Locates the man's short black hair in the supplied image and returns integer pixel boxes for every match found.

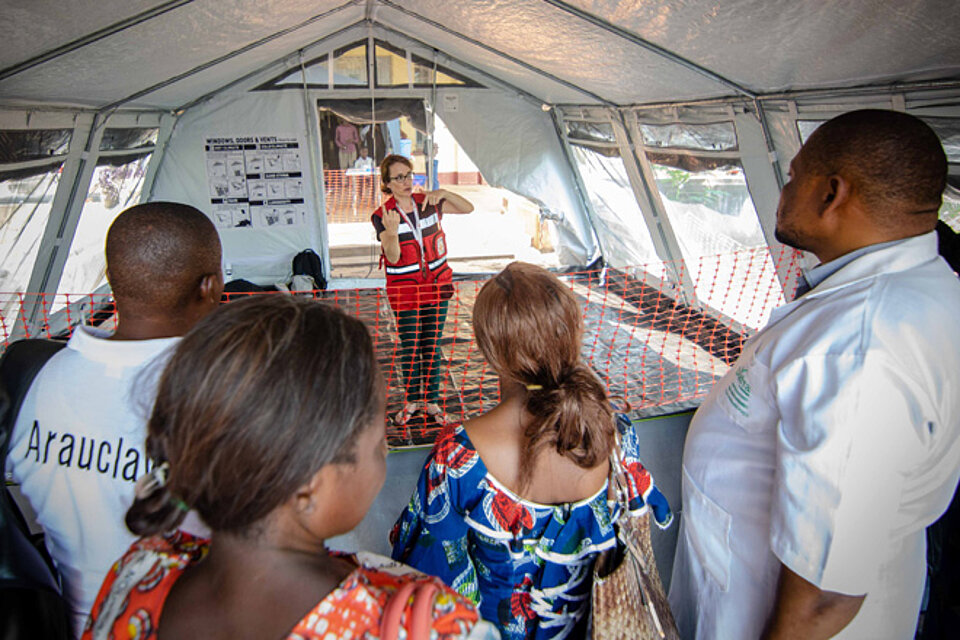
[105,202,220,312]
[802,110,947,224]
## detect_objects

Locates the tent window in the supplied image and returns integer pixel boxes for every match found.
[0,129,71,163]
[796,120,823,144]
[410,54,470,87]
[375,42,411,86]
[0,168,62,316]
[639,122,738,152]
[922,117,960,163]
[99,128,158,151]
[646,156,779,328]
[333,43,367,86]
[372,40,474,87]
[259,55,330,89]
[565,121,616,146]
[567,138,665,276]
[56,153,151,299]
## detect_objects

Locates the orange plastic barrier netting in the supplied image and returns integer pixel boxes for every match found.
[324,170,387,223]
[0,248,801,447]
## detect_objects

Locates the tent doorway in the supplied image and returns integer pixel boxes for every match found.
[318,100,560,279]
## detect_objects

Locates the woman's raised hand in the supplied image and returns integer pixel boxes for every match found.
[382,208,401,233]
[423,189,446,206]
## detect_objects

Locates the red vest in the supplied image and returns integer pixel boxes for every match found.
[373,194,453,311]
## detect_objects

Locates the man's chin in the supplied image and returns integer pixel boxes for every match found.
[774,228,803,251]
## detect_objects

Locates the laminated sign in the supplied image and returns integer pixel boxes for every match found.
[204,135,307,230]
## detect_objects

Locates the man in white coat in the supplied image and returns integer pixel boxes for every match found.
[668,110,960,639]
[6,202,223,636]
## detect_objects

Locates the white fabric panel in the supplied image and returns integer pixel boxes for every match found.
[150,91,323,284]
[437,88,599,265]
[141,10,364,109]
[376,7,588,105]
[397,0,728,105]
[0,0,164,69]
[762,103,803,184]
[566,0,960,94]
[0,0,353,108]
[569,144,664,271]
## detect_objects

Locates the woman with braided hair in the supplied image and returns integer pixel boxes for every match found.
[390,262,672,639]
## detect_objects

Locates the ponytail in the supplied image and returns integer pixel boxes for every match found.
[125,432,188,536]
[518,363,616,490]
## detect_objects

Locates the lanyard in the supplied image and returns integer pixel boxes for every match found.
[395,199,426,265]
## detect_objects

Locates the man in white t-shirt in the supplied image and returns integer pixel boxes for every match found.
[669,110,960,639]
[5,202,223,636]
[353,146,375,172]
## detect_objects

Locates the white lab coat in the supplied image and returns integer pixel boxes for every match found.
[668,232,960,639]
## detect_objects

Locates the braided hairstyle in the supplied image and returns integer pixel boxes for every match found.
[472,262,616,490]
[126,295,381,536]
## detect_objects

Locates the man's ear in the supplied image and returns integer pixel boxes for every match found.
[821,174,851,219]
[199,272,224,305]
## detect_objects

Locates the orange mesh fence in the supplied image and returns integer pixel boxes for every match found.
[324,169,386,223]
[0,247,801,447]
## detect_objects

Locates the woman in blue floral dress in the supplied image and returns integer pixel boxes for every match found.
[391,262,672,639]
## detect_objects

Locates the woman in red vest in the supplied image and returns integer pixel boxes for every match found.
[371,154,474,425]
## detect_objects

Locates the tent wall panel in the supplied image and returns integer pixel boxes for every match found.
[437,87,599,264]
[732,106,797,290]
[18,113,101,335]
[151,90,324,285]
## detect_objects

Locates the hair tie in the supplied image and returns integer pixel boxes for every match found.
[171,497,191,513]
[525,384,543,391]
[135,461,169,499]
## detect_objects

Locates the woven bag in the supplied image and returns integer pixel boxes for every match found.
[591,448,679,640]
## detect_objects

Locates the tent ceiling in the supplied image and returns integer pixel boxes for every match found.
[573,0,960,94]
[0,0,958,111]
[0,0,360,109]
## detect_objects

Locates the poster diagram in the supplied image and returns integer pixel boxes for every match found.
[204,135,307,230]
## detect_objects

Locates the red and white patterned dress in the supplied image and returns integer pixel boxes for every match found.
[81,530,498,639]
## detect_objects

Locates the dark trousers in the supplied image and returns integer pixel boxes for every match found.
[394,300,448,404]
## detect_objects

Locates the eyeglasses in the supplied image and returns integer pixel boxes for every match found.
[388,172,413,182]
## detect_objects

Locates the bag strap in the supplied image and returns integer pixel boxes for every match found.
[381,580,440,640]
[605,421,668,639]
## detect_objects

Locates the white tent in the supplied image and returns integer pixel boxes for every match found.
[2,0,959,338]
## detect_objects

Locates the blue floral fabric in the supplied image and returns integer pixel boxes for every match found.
[390,414,672,639]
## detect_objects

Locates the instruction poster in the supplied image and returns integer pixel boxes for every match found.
[204,135,307,230]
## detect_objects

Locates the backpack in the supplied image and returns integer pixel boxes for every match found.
[291,249,327,292]
[0,339,72,640]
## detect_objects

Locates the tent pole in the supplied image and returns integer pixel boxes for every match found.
[754,100,784,190]
[176,22,365,114]
[0,0,198,83]
[373,23,547,109]
[550,109,606,265]
[98,2,361,112]
[612,110,696,306]
[377,0,616,107]
[541,0,754,98]
[19,113,105,337]
[299,52,332,285]
[141,112,179,203]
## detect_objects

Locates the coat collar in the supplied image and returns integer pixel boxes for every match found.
[767,231,939,326]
